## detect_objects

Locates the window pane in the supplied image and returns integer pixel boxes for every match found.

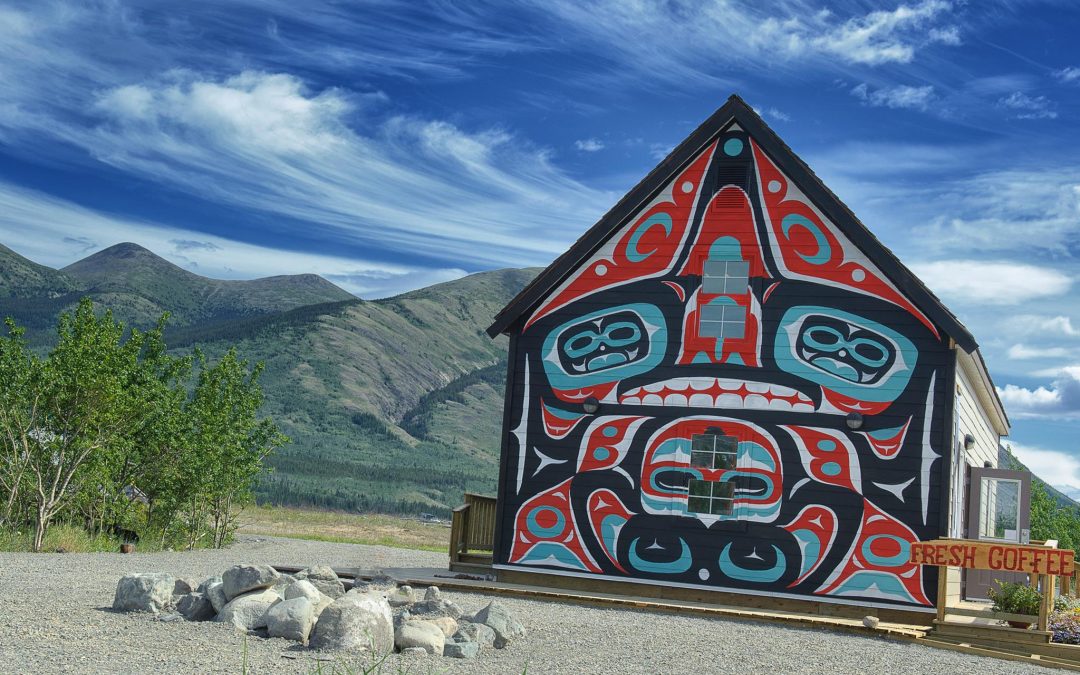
[691,434,715,453]
[722,276,748,294]
[726,260,750,280]
[700,304,727,323]
[688,479,711,497]
[703,260,727,278]
[715,436,737,453]
[721,320,745,339]
[711,499,735,516]
[688,496,710,514]
[690,452,713,469]
[714,452,737,470]
[712,481,736,500]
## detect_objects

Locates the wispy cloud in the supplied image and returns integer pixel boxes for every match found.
[574,138,605,152]
[1006,343,1070,360]
[0,181,464,298]
[998,370,1080,420]
[170,239,222,253]
[851,83,935,110]
[755,106,792,122]
[910,260,1072,305]
[997,91,1058,120]
[1055,66,1080,83]
[1009,442,1080,491]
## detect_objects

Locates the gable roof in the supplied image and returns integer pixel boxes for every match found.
[488,94,978,354]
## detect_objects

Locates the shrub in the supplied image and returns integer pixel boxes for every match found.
[988,580,1042,617]
[1051,610,1080,644]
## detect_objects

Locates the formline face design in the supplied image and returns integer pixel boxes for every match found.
[500,126,948,609]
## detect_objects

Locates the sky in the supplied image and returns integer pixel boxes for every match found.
[1,0,1079,491]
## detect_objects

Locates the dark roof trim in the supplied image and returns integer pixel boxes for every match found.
[487,94,978,354]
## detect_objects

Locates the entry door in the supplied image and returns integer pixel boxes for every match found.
[962,467,1032,600]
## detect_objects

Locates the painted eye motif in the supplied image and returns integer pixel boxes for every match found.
[558,314,647,373]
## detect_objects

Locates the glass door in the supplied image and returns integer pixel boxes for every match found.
[962,467,1031,600]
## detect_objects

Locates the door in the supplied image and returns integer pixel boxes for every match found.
[962,466,1031,600]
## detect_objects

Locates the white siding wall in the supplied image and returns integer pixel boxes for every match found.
[955,367,999,469]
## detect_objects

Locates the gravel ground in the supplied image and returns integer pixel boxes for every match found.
[0,535,1060,674]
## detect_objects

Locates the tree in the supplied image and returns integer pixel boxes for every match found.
[0,319,39,529]
[186,348,288,548]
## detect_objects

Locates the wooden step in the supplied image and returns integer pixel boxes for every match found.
[933,619,1052,646]
[919,636,1080,672]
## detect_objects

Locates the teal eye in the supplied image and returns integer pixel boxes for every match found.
[563,331,601,358]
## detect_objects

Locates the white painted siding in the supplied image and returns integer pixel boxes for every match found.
[956,366,999,469]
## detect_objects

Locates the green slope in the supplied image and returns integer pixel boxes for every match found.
[181,267,538,514]
[0,242,355,344]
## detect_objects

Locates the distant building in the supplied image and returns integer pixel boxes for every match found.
[485,96,1011,616]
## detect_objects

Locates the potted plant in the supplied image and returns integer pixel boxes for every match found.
[988,580,1042,629]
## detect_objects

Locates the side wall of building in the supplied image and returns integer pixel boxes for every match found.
[494,123,952,610]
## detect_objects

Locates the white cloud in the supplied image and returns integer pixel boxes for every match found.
[1006,315,1080,338]
[997,92,1058,120]
[0,181,464,298]
[811,1,954,65]
[851,83,935,110]
[754,106,792,122]
[997,369,1080,419]
[1008,442,1080,492]
[1006,344,1070,360]
[574,138,605,152]
[910,260,1072,305]
[1055,66,1080,83]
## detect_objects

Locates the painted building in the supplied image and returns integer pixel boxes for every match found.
[485,96,1010,614]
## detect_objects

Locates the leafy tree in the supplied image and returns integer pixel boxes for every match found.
[0,319,39,529]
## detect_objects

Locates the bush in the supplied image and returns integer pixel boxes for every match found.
[988,580,1042,616]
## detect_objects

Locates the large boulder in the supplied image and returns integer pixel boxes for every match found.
[395,619,445,656]
[176,592,216,622]
[473,601,524,648]
[266,597,315,644]
[113,573,176,613]
[197,576,222,594]
[444,640,479,659]
[386,585,414,608]
[172,578,197,597]
[310,590,393,654]
[221,565,280,601]
[205,581,229,614]
[285,580,332,618]
[296,565,345,599]
[427,616,458,638]
[452,622,496,649]
[216,588,281,631]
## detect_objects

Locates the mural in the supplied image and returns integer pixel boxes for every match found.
[499,124,948,609]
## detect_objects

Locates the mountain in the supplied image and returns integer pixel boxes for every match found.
[0,242,354,344]
[181,267,539,514]
[999,444,1080,509]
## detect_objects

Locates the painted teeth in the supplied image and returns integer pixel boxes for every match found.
[618,377,823,413]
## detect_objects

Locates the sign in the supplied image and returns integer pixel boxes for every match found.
[909,539,1075,576]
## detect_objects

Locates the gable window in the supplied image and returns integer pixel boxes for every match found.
[699,260,749,339]
[687,432,738,516]
[702,260,749,294]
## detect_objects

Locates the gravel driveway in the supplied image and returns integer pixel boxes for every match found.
[0,535,1059,674]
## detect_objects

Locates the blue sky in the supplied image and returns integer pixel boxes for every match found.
[1,0,1080,490]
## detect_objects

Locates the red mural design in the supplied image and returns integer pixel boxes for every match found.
[510,478,601,573]
[860,417,913,460]
[782,425,861,493]
[576,415,646,473]
[525,142,719,331]
[781,504,839,587]
[587,489,635,573]
[750,140,939,339]
[817,500,929,606]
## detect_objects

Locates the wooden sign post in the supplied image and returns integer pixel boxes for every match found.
[909,538,1075,632]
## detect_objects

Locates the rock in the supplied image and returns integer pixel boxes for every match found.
[453,622,496,649]
[296,565,345,600]
[216,588,281,631]
[172,578,197,597]
[401,647,427,656]
[428,616,458,638]
[285,580,321,603]
[423,586,442,603]
[177,592,216,622]
[267,597,315,644]
[197,576,222,595]
[473,601,524,648]
[206,581,228,614]
[411,588,463,619]
[113,573,176,613]
[395,619,445,656]
[221,565,280,601]
[444,640,479,659]
[863,615,880,629]
[309,590,393,654]
[386,585,414,608]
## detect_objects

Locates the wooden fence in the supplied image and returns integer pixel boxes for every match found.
[448,492,496,572]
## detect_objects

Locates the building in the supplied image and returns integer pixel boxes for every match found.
[483,95,1011,617]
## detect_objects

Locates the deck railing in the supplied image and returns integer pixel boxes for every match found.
[449,492,496,570]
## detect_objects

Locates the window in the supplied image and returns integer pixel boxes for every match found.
[687,432,738,516]
[702,260,749,294]
[699,302,746,339]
